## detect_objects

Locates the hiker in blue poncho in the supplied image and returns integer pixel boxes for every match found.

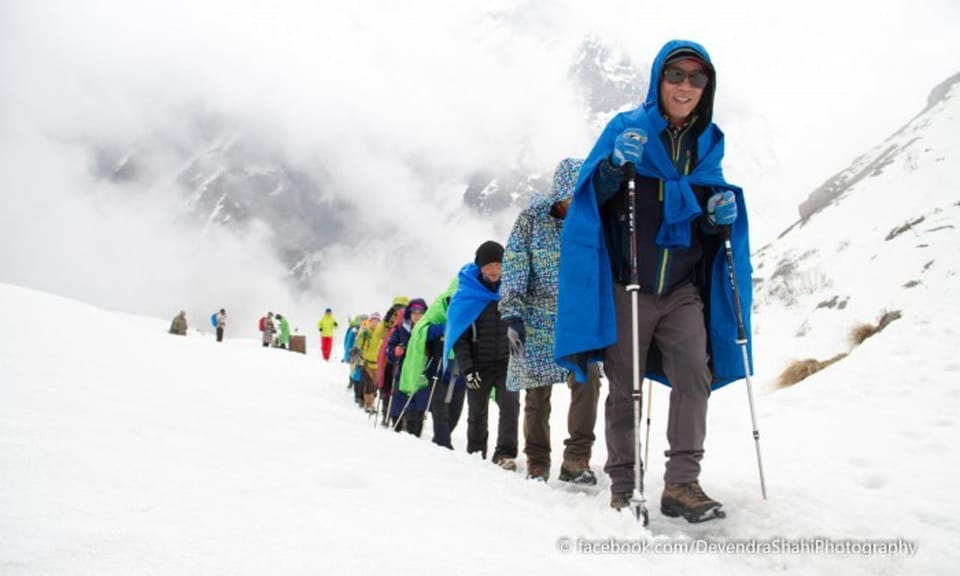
[555,40,752,522]
[444,241,520,471]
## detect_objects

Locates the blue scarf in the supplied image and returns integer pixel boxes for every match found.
[442,263,500,370]
[623,109,738,249]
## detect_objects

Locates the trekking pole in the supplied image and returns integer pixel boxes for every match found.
[643,379,653,471]
[372,384,383,428]
[424,374,439,422]
[444,376,456,403]
[396,354,436,433]
[623,161,649,526]
[423,348,444,423]
[383,360,400,428]
[393,393,414,433]
[720,226,768,500]
[444,358,459,404]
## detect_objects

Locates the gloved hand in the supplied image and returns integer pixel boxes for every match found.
[393,345,405,358]
[611,129,648,168]
[506,317,525,358]
[706,190,738,226]
[465,371,482,390]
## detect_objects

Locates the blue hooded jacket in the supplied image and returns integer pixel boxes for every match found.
[555,39,753,389]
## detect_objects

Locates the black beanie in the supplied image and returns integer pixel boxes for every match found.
[474,240,504,267]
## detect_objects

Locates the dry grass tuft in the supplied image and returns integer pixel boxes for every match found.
[776,353,849,388]
[850,309,902,346]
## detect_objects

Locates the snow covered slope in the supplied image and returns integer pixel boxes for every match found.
[3,261,957,575]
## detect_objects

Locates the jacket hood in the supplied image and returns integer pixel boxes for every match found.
[645,39,716,134]
[403,298,428,320]
[527,157,584,215]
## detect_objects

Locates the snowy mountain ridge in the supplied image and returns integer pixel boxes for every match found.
[86,36,649,292]
[796,72,960,223]
[752,73,960,368]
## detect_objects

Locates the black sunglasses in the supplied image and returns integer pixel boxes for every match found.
[663,67,710,89]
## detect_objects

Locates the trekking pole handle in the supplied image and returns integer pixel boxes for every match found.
[624,162,640,288]
[720,225,747,343]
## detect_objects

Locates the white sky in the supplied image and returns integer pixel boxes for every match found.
[1,0,958,323]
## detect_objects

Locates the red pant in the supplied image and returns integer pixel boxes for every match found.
[321,336,333,360]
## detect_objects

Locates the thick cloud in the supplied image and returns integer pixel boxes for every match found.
[2,0,958,327]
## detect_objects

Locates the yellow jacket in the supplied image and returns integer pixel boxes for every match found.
[356,325,383,369]
[317,313,338,337]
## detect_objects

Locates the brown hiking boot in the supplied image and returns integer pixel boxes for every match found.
[526,463,549,482]
[660,481,725,523]
[493,455,518,472]
[610,492,633,511]
[559,460,597,486]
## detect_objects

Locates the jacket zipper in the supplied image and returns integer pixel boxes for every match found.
[656,124,694,295]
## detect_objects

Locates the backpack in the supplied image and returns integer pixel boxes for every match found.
[258,316,266,332]
[211,313,218,328]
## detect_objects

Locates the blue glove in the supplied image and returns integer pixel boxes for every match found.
[706,190,738,226]
[506,317,525,358]
[611,129,648,168]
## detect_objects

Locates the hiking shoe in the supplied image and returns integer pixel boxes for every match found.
[494,456,518,472]
[610,492,633,511]
[559,463,597,486]
[526,464,549,482]
[660,481,726,523]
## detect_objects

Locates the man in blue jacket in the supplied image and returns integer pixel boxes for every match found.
[556,40,752,523]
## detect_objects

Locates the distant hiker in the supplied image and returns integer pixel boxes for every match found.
[215,309,226,342]
[397,278,466,449]
[343,316,365,395]
[342,316,362,363]
[261,312,276,348]
[556,40,751,522]
[500,158,601,484]
[169,310,188,336]
[317,308,339,360]
[277,313,291,349]
[355,312,383,412]
[386,298,439,436]
[374,297,409,424]
[446,240,520,471]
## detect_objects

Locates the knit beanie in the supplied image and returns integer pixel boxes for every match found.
[474,240,504,267]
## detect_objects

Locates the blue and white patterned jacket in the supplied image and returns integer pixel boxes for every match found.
[499,158,583,391]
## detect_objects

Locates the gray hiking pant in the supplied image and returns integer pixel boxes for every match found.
[523,364,601,470]
[603,282,712,494]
